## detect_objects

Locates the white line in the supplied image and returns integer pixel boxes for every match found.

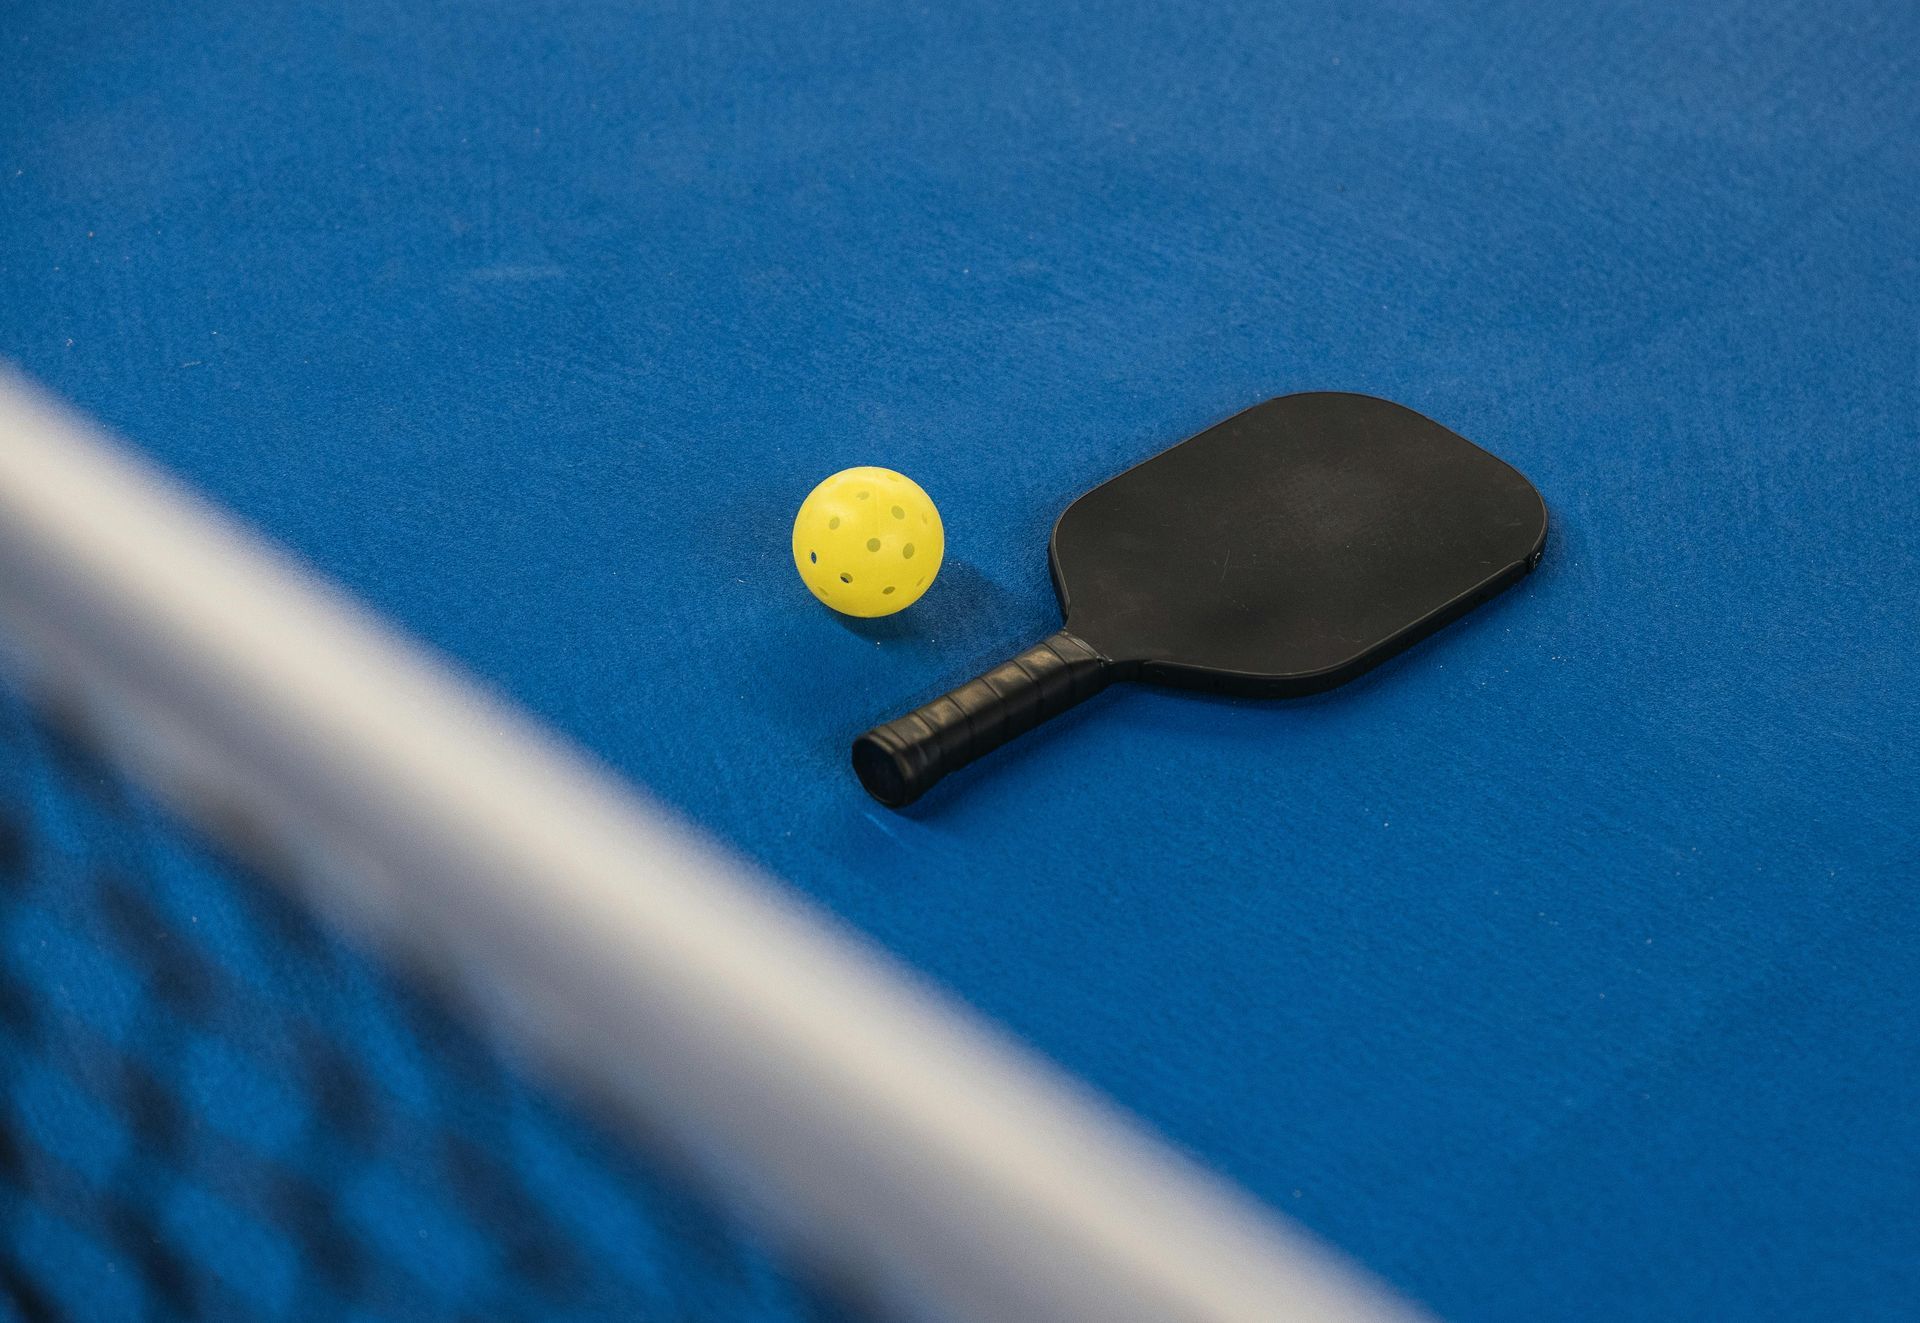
[0,369,1423,1323]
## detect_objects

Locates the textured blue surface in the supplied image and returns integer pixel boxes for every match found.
[5,1,1920,1320]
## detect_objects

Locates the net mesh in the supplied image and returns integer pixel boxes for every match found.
[0,681,851,1323]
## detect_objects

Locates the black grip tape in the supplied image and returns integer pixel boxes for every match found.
[852,631,1110,807]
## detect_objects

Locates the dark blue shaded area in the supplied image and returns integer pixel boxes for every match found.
[4,2,1918,1319]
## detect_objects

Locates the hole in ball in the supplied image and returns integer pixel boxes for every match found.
[828,516,840,530]
[809,551,817,563]
[857,491,870,500]
[883,586,895,595]
[840,572,853,584]
[891,506,904,519]
[902,544,915,559]
[866,538,881,552]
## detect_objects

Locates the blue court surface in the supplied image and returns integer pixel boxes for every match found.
[5,2,1918,1320]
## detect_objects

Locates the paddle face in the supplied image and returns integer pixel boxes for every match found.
[1049,392,1548,696]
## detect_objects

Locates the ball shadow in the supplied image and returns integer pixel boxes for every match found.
[832,559,1027,646]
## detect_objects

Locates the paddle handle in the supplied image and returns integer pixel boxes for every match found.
[852,631,1112,807]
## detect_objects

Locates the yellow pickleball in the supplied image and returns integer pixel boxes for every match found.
[792,467,944,617]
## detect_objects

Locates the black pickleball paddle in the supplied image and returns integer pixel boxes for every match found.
[853,392,1548,807]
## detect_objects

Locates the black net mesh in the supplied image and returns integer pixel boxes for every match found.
[0,683,851,1323]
